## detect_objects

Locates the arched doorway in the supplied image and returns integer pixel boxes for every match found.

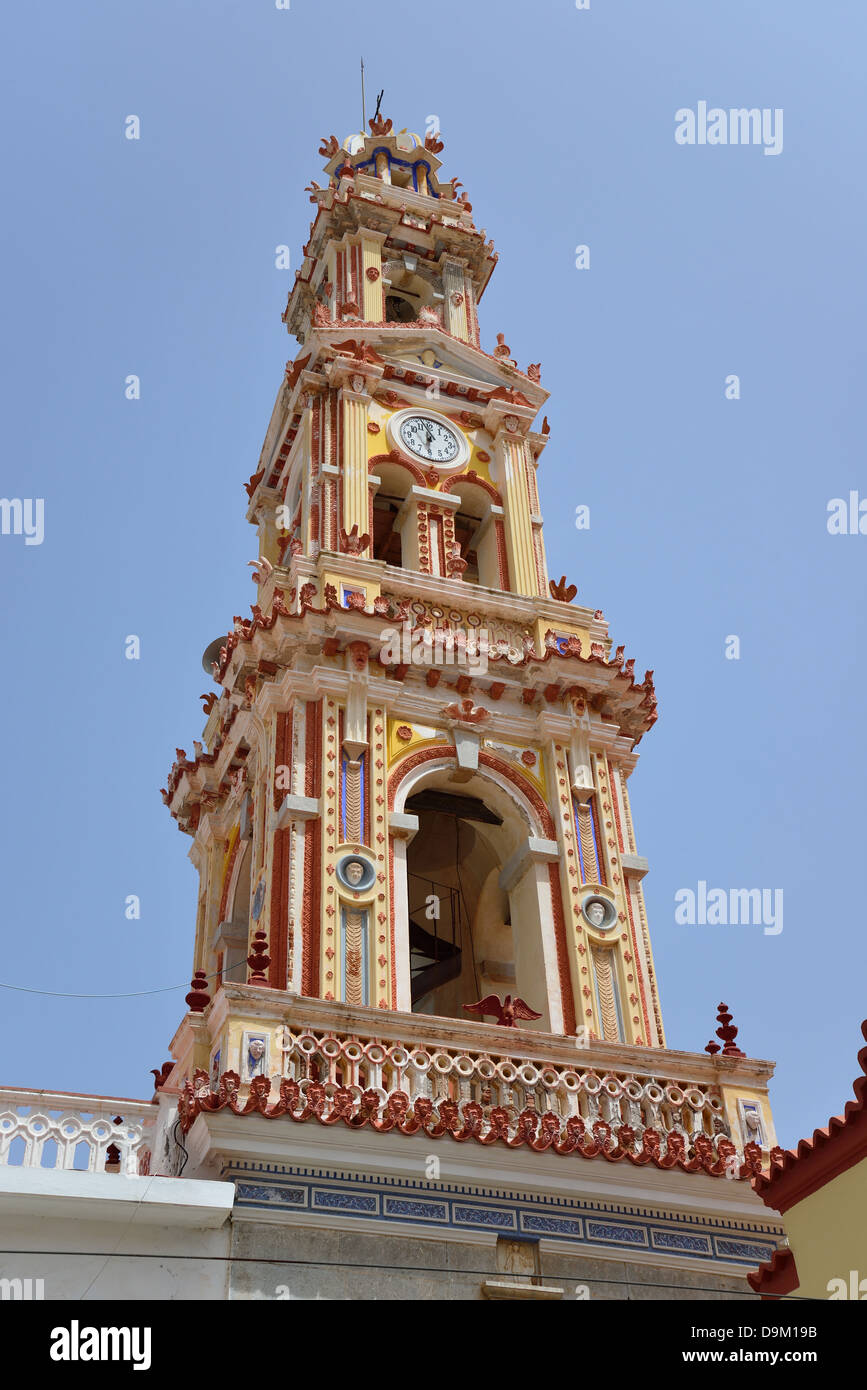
[390,754,570,1032]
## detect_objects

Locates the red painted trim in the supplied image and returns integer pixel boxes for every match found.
[608,766,626,853]
[301,701,322,997]
[181,1070,766,1184]
[747,1246,799,1299]
[448,471,502,505]
[547,861,576,1036]
[495,517,510,591]
[363,713,371,846]
[368,452,427,487]
[754,1019,867,1214]
[388,834,396,1006]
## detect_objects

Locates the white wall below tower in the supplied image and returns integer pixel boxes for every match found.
[0,1169,233,1300]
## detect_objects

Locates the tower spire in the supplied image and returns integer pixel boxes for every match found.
[360,56,365,132]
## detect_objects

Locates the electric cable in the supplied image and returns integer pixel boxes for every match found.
[0,965,224,1001]
[0,1249,810,1297]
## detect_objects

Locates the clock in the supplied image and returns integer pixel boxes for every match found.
[387,408,470,471]
[399,414,460,463]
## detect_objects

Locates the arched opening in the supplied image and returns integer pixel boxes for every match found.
[385,293,416,323]
[216,839,252,985]
[449,479,501,588]
[451,511,480,584]
[406,787,508,1016]
[395,761,558,1029]
[277,465,304,564]
[382,261,439,325]
[389,164,414,190]
[371,461,415,568]
[372,495,404,564]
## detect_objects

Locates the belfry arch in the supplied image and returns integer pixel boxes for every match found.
[214,836,253,986]
[388,749,574,1033]
[369,458,422,568]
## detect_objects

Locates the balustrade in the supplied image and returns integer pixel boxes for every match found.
[276,1026,730,1143]
[0,1088,155,1176]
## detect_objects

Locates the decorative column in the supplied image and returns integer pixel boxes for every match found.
[538,713,586,1039]
[470,504,508,590]
[327,656,390,1009]
[388,810,418,1013]
[614,762,665,1047]
[340,384,370,541]
[369,704,391,1010]
[493,419,538,597]
[442,258,471,342]
[272,698,322,996]
[360,234,385,321]
[498,835,565,1033]
[525,441,549,598]
[266,710,292,990]
[395,487,461,575]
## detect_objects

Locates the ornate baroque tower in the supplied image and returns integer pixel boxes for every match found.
[158,117,783,1299]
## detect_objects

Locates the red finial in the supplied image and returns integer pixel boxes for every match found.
[247,930,271,985]
[150,1061,174,1090]
[713,1001,745,1057]
[185,971,210,1013]
[704,1039,721,1057]
[549,575,578,603]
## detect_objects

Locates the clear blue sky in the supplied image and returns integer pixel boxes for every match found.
[1,0,864,1148]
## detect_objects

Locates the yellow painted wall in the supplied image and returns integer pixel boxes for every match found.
[782,1155,867,1299]
[367,407,495,485]
[532,616,591,655]
[719,1083,778,1151]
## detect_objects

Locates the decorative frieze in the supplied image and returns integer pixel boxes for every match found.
[181,1031,769,1181]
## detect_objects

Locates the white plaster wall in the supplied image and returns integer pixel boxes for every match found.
[0,1215,231,1300]
[0,1170,233,1301]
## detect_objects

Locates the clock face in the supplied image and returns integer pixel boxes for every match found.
[399,414,460,464]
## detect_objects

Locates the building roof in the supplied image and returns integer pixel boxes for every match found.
[753,1018,867,1215]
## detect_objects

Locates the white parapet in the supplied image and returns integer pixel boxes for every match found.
[0,1088,157,1176]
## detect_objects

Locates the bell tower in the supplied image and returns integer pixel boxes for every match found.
[165,113,663,1046]
[157,115,782,1299]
